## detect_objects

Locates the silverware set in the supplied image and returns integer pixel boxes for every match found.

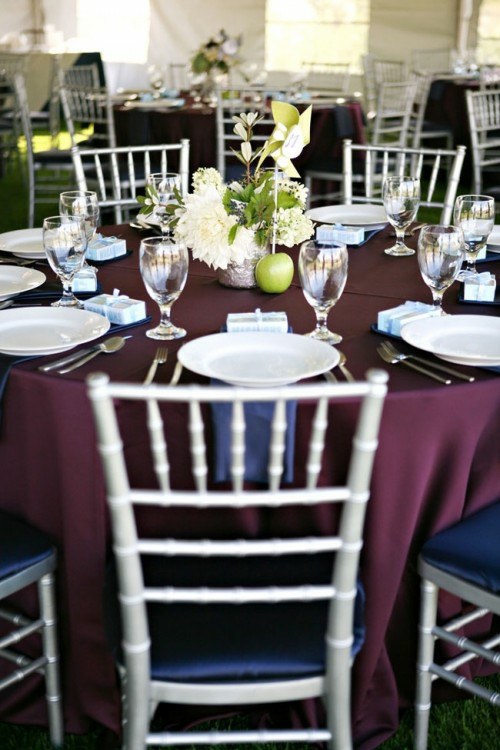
[38,336,131,374]
[377,339,475,384]
[143,345,168,385]
[324,351,355,382]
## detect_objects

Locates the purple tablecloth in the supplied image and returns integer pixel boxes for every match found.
[0,224,498,748]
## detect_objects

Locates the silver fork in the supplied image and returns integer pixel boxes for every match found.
[143,346,168,385]
[381,340,475,382]
[377,345,451,384]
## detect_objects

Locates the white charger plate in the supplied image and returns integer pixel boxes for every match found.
[306,204,388,229]
[0,228,45,259]
[0,266,46,301]
[0,308,110,356]
[401,315,500,366]
[178,332,340,387]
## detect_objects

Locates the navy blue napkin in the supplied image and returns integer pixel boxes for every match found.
[0,353,36,428]
[211,380,297,485]
[356,226,387,246]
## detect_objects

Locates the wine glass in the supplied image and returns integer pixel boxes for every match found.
[382,176,421,256]
[42,215,88,308]
[139,235,189,340]
[146,172,181,237]
[59,190,100,276]
[417,225,465,315]
[453,194,495,280]
[298,239,348,345]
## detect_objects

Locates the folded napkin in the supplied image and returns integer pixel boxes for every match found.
[17,279,103,304]
[211,321,297,485]
[211,380,297,485]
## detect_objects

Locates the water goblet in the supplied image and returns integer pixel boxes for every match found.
[298,239,348,345]
[146,172,181,237]
[383,176,421,256]
[59,190,100,279]
[417,224,465,315]
[453,194,495,281]
[139,235,189,340]
[42,215,88,308]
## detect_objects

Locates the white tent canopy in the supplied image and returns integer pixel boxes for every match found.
[0,0,484,93]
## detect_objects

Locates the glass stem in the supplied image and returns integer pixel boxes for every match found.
[315,310,329,332]
[395,227,406,248]
[158,303,174,331]
[431,290,444,313]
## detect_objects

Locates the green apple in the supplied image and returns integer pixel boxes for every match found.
[255,252,294,294]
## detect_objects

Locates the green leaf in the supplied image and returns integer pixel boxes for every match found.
[227,223,239,245]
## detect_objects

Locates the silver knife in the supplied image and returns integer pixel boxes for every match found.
[38,345,99,372]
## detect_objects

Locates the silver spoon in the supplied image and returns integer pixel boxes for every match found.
[56,336,129,374]
[338,351,355,382]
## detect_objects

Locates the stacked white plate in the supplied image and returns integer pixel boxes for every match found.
[306,204,388,231]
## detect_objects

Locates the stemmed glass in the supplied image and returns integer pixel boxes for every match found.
[146,172,181,237]
[417,225,465,315]
[42,215,88,308]
[453,194,495,280]
[383,176,421,256]
[298,239,348,344]
[139,235,189,340]
[59,190,100,277]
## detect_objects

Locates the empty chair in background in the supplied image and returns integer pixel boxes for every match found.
[87,369,388,750]
[342,139,466,224]
[369,80,418,147]
[414,500,500,750]
[71,140,190,224]
[465,87,500,205]
[362,54,409,119]
[302,62,351,95]
[0,510,64,747]
[215,87,275,181]
[409,72,453,150]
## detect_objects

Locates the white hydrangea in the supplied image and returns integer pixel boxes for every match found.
[275,206,314,247]
[191,168,224,195]
[278,179,309,209]
[174,185,255,270]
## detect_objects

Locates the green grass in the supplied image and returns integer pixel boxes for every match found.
[0,673,500,749]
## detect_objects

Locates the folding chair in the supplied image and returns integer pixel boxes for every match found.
[465,87,500,203]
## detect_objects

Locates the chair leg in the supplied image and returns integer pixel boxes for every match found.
[326,647,353,750]
[414,577,439,750]
[39,572,64,747]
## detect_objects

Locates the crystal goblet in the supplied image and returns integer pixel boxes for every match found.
[146,172,181,237]
[453,194,495,281]
[42,215,88,308]
[383,176,421,256]
[298,239,348,345]
[59,190,100,281]
[140,235,189,340]
[417,225,465,315]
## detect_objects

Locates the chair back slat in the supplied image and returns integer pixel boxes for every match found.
[342,139,466,224]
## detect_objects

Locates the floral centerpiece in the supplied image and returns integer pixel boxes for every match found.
[138,101,314,288]
[191,29,242,78]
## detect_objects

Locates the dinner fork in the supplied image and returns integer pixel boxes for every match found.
[381,340,475,382]
[377,345,451,384]
[143,346,168,385]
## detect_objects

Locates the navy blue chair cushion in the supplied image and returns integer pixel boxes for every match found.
[104,553,365,684]
[420,501,500,594]
[0,510,54,583]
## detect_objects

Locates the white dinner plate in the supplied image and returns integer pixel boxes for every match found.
[306,204,388,229]
[0,266,46,301]
[487,225,500,253]
[0,308,110,356]
[0,228,46,259]
[178,332,340,387]
[401,315,500,366]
